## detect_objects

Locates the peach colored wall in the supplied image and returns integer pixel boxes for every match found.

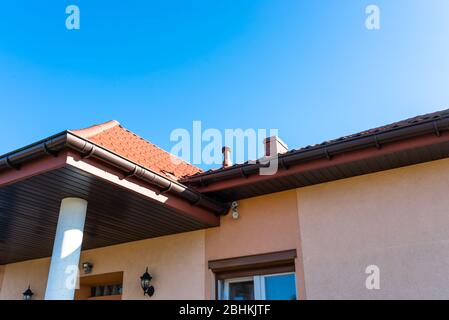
[81,230,206,300]
[5,157,449,300]
[0,266,5,294]
[205,190,302,299]
[0,258,50,300]
[0,190,303,301]
[297,157,449,299]
[0,230,206,300]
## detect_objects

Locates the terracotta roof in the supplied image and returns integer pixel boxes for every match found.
[321,108,449,144]
[186,108,449,179]
[70,120,202,180]
[69,109,449,182]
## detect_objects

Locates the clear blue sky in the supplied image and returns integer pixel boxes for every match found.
[1,1,449,168]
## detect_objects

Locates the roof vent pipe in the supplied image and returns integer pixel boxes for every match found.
[222,146,232,168]
[264,136,288,157]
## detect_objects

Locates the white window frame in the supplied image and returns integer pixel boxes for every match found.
[219,272,296,300]
[221,276,254,300]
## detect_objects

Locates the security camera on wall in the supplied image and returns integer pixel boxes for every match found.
[231,201,239,220]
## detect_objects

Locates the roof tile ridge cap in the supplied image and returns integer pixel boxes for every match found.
[303,108,449,148]
[120,126,204,173]
[69,120,120,139]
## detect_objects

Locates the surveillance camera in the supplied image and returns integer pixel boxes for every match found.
[82,262,93,274]
[230,201,239,219]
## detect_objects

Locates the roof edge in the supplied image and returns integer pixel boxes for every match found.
[183,113,449,186]
[69,120,120,139]
[0,131,228,215]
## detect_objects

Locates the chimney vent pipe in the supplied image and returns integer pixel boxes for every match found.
[264,136,288,157]
[222,146,232,168]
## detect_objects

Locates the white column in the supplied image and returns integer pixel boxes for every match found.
[45,198,88,300]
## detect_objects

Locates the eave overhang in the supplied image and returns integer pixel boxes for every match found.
[183,114,449,201]
[0,131,228,215]
[0,132,228,265]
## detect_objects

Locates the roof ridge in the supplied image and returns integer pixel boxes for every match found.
[70,120,120,139]
[359,108,449,133]
[183,107,449,179]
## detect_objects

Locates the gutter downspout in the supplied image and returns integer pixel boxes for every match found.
[66,132,228,214]
[0,133,67,171]
[183,116,449,185]
[0,132,229,215]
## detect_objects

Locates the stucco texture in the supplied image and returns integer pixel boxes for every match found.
[297,157,449,299]
[0,190,303,300]
[205,190,302,299]
[0,230,206,300]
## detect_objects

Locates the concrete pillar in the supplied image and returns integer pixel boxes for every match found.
[45,198,88,300]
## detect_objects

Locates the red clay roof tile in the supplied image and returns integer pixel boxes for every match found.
[70,121,202,180]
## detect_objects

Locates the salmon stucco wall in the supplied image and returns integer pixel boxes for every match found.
[297,157,449,299]
[0,265,6,296]
[0,257,50,300]
[205,190,303,299]
[0,230,206,300]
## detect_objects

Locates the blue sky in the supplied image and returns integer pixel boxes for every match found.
[1,1,449,168]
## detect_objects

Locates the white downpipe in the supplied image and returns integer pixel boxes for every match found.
[44,198,88,300]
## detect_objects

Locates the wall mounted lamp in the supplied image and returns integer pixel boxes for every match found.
[140,267,155,297]
[22,285,34,300]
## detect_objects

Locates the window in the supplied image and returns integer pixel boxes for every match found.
[90,283,123,298]
[75,271,123,300]
[208,249,297,300]
[208,250,298,300]
[222,277,255,300]
[219,272,297,300]
[263,273,297,300]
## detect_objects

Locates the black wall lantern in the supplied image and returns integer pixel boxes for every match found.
[140,267,155,297]
[22,285,34,300]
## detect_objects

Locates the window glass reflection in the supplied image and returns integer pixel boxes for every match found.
[264,274,296,300]
[229,281,254,300]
